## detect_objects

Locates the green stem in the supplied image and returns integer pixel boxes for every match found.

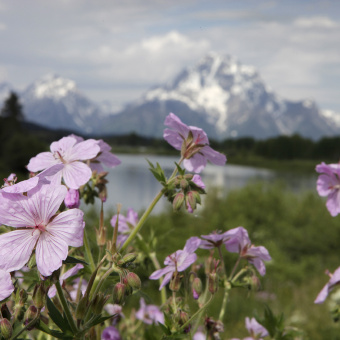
[148,252,167,304]
[217,246,227,277]
[229,256,241,280]
[84,228,96,272]
[120,157,183,253]
[11,311,41,339]
[218,287,229,321]
[179,294,213,333]
[55,280,78,334]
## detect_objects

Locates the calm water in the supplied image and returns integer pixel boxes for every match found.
[83,154,317,215]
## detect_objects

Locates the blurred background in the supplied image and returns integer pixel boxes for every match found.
[0,1,340,338]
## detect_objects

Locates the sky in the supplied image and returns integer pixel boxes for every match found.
[0,0,339,112]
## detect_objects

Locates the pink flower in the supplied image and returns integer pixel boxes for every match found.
[110,208,138,247]
[101,326,121,340]
[27,136,100,189]
[316,162,340,216]
[163,113,226,173]
[315,267,340,304]
[0,269,14,301]
[224,227,271,276]
[199,230,232,249]
[231,317,268,340]
[135,298,164,325]
[149,237,201,289]
[70,134,121,173]
[48,264,84,298]
[0,184,85,276]
[64,189,80,209]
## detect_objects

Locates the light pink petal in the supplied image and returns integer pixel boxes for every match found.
[149,266,173,281]
[314,282,330,304]
[202,146,227,166]
[2,176,39,194]
[27,152,59,172]
[183,154,207,173]
[97,151,121,168]
[47,209,85,247]
[326,190,340,217]
[164,113,190,138]
[62,162,92,189]
[249,258,266,276]
[61,264,84,280]
[184,237,201,253]
[68,139,100,161]
[68,134,84,143]
[0,269,14,301]
[192,175,205,189]
[0,229,39,272]
[0,192,36,227]
[329,267,340,286]
[36,232,69,277]
[177,252,197,272]
[190,126,209,145]
[163,128,184,150]
[50,136,77,156]
[97,140,111,152]
[159,271,173,290]
[317,174,338,197]
[47,284,57,298]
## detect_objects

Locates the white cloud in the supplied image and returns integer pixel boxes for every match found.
[294,16,338,28]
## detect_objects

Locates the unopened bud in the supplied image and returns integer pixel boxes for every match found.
[208,272,219,294]
[185,191,196,212]
[169,272,181,292]
[180,179,188,189]
[75,294,89,320]
[192,277,202,300]
[64,189,80,209]
[118,253,137,267]
[192,191,201,204]
[113,283,125,305]
[91,293,110,315]
[33,283,46,309]
[24,305,39,330]
[96,225,107,246]
[0,318,13,339]
[179,310,190,326]
[173,192,185,211]
[125,272,141,290]
[28,253,36,269]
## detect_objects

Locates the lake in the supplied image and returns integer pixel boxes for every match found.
[83,154,318,215]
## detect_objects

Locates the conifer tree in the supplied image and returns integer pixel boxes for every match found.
[0,91,24,121]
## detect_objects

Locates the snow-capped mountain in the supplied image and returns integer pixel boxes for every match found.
[20,74,104,133]
[101,52,340,140]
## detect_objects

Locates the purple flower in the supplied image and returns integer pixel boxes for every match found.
[231,317,268,340]
[149,237,201,289]
[101,326,121,340]
[0,269,14,301]
[48,264,84,298]
[64,189,80,209]
[193,331,206,340]
[192,174,205,189]
[27,136,100,189]
[110,208,138,247]
[135,298,164,325]
[316,162,340,216]
[224,227,271,276]
[315,267,340,304]
[163,113,226,173]
[0,184,85,276]
[105,304,124,325]
[199,230,233,249]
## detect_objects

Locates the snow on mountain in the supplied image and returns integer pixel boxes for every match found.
[21,74,105,133]
[102,52,338,140]
[320,109,340,128]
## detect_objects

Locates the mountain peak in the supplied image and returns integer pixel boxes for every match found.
[30,73,77,100]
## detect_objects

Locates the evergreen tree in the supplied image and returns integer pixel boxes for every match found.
[0,91,24,120]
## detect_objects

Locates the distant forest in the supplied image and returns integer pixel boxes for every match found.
[1,91,339,177]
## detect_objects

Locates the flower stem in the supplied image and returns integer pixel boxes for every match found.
[229,256,241,280]
[84,227,96,272]
[11,311,41,339]
[218,287,229,321]
[149,251,167,304]
[55,280,78,334]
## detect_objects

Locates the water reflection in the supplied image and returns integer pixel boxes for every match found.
[83,154,317,215]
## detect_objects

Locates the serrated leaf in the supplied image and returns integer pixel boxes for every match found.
[46,297,73,334]
[63,256,88,266]
[174,162,185,175]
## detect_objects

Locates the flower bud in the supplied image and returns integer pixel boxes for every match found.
[180,179,188,190]
[91,293,110,315]
[28,253,36,269]
[169,272,181,292]
[32,283,46,309]
[75,294,89,320]
[96,225,107,247]
[64,189,80,209]
[19,289,28,306]
[185,191,196,212]
[24,305,39,330]
[173,192,185,211]
[125,272,141,290]
[0,318,12,339]
[117,253,138,267]
[208,272,219,294]
[192,277,202,300]
[113,283,125,305]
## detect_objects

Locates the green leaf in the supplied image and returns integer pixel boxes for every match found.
[158,322,171,336]
[35,320,73,339]
[63,256,88,266]
[174,162,185,176]
[146,159,167,183]
[46,297,72,334]
[82,314,113,332]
